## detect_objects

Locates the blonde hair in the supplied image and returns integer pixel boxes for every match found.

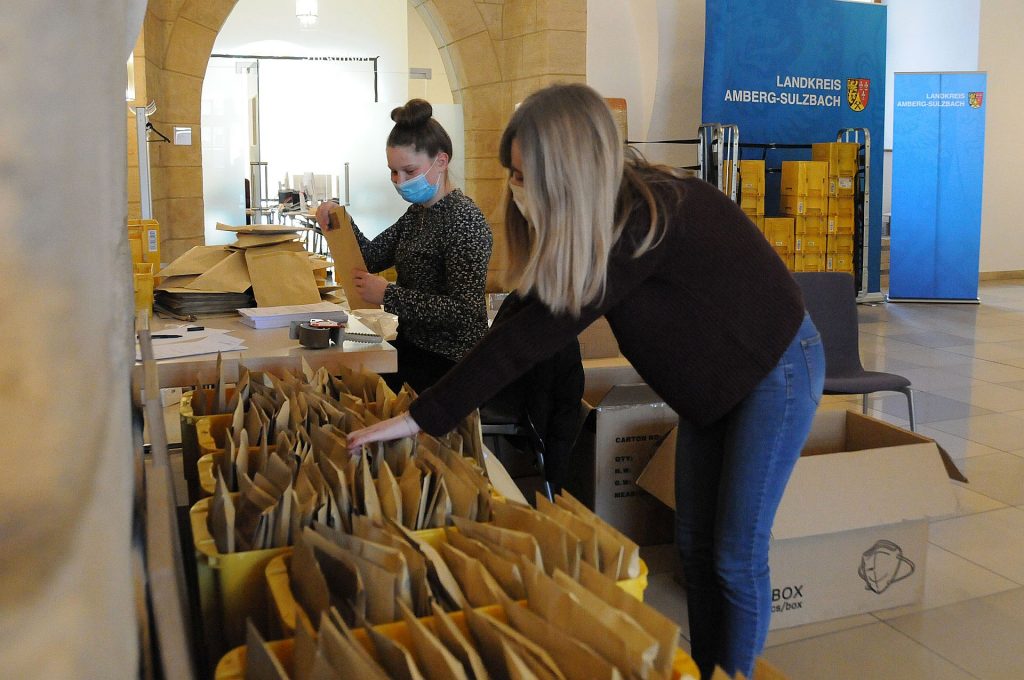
[499,83,681,317]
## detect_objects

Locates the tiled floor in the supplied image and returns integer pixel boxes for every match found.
[641,280,1024,680]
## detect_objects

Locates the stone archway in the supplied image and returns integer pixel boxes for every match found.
[128,0,586,282]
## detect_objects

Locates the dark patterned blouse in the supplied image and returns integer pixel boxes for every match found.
[352,189,492,362]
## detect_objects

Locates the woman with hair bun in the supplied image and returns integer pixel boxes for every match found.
[317,99,492,393]
[346,83,825,678]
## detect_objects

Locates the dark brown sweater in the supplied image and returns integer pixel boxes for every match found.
[409,177,805,435]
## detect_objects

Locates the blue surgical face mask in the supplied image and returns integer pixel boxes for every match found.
[394,157,441,204]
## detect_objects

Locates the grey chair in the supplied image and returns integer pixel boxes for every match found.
[793,272,916,430]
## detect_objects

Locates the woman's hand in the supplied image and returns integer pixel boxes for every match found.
[353,269,389,305]
[316,200,339,230]
[348,412,421,452]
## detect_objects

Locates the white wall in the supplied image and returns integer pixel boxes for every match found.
[978,0,1024,272]
[587,0,706,169]
[407,4,454,105]
[0,1,142,677]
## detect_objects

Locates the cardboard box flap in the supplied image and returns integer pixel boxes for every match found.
[636,428,676,509]
[804,411,967,483]
[772,440,957,540]
[594,383,666,410]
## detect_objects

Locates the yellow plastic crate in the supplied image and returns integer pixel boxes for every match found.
[827,213,855,235]
[792,215,827,236]
[740,193,766,216]
[191,496,291,660]
[265,538,650,639]
[180,391,235,505]
[133,262,154,318]
[746,215,766,233]
[827,253,856,273]
[214,621,699,680]
[128,218,161,271]
[827,175,856,197]
[812,142,859,177]
[780,160,828,197]
[780,193,827,216]
[764,218,795,251]
[827,196,855,220]
[827,235,855,255]
[725,159,767,198]
[795,233,825,254]
[794,253,827,272]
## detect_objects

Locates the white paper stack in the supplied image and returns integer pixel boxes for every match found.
[237,302,349,329]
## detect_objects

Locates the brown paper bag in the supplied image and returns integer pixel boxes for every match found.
[555,491,639,580]
[536,495,599,569]
[245,620,289,679]
[451,517,544,572]
[429,602,490,680]
[578,562,679,678]
[464,607,564,680]
[398,600,469,680]
[325,204,379,310]
[439,543,506,607]
[491,500,579,578]
[501,598,622,680]
[366,624,428,680]
[376,458,404,525]
[445,529,526,601]
[316,610,390,679]
[388,520,469,611]
[246,249,322,307]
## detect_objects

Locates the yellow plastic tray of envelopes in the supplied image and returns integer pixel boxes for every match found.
[214,625,699,680]
[191,495,291,660]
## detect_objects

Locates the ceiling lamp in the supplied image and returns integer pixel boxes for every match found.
[296,0,318,28]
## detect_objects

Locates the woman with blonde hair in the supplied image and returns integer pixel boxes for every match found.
[348,82,824,678]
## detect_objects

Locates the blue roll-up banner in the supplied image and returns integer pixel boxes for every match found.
[889,72,987,302]
[702,0,887,294]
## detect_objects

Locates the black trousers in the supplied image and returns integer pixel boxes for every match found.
[385,331,456,395]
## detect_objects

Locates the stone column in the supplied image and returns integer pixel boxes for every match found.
[0,1,144,677]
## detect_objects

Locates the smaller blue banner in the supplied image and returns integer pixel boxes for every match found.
[890,72,987,301]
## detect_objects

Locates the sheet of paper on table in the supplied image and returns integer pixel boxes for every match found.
[136,325,247,361]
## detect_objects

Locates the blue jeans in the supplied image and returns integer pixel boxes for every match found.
[675,313,824,678]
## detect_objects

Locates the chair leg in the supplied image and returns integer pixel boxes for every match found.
[862,393,870,414]
[534,446,553,502]
[899,386,916,432]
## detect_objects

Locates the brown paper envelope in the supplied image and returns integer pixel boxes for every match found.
[154,274,199,290]
[366,625,427,680]
[536,495,599,570]
[491,500,576,577]
[210,470,235,554]
[291,532,331,627]
[246,249,322,307]
[445,529,525,601]
[232,232,303,249]
[316,611,390,679]
[377,459,404,525]
[324,204,378,309]
[551,571,659,671]
[353,516,433,617]
[303,529,376,625]
[272,481,294,548]
[578,562,679,678]
[245,620,289,680]
[387,520,469,611]
[185,250,252,293]
[293,613,319,680]
[450,517,544,572]
[426,477,452,529]
[428,602,491,680]
[314,524,413,612]
[526,572,648,678]
[555,491,639,580]
[319,456,352,533]
[464,608,564,680]
[398,463,423,529]
[439,543,506,608]
[502,599,622,680]
[398,600,469,680]
[157,245,230,277]
[502,640,543,680]
[308,529,397,624]
[359,452,383,522]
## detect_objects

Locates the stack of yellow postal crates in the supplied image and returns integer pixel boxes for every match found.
[128,218,161,318]
[812,142,858,274]
[727,159,766,233]
[780,160,828,272]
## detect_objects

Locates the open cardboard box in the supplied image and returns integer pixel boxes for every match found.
[569,384,678,546]
[636,409,967,628]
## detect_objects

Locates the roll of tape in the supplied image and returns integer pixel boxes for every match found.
[297,323,331,349]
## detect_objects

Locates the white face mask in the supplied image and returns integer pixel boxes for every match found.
[509,182,530,222]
